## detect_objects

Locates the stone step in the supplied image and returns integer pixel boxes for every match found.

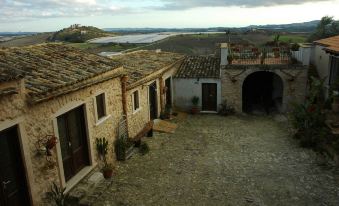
[68,171,114,206]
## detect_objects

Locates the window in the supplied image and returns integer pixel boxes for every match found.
[96,93,106,119]
[132,90,140,111]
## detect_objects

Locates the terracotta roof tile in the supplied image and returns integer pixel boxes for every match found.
[175,56,220,78]
[0,44,122,100]
[110,50,184,85]
[314,35,339,54]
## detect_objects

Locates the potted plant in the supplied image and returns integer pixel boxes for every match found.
[95,138,114,179]
[227,55,233,65]
[164,104,172,119]
[139,142,150,155]
[332,90,339,112]
[191,96,199,114]
[260,49,267,65]
[102,163,114,179]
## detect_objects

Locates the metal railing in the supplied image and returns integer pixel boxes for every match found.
[229,47,292,65]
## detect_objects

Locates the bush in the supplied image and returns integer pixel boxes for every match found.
[139,142,150,155]
[291,77,328,148]
[219,100,235,116]
[46,182,69,206]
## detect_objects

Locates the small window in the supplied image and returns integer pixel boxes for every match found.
[133,90,140,111]
[96,93,106,119]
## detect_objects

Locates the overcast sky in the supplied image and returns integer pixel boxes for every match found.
[0,0,339,32]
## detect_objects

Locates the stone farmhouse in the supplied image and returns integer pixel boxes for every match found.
[0,42,309,205]
[0,45,182,205]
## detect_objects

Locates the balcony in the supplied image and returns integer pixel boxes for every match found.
[228,47,295,65]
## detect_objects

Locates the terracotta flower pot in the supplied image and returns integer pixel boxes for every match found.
[103,169,113,179]
[191,107,199,114]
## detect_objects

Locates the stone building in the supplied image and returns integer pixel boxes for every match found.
[174,56,221,112]
[175,43,308,113]
[111,50,184,138]
[0,44,124,205]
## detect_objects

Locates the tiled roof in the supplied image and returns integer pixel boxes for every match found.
[0,44,122,102]
[175,56,220,78]
[314,35,339,54]
[0,68,24,82]
[110,50,184,85]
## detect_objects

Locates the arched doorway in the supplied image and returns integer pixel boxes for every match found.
[242,71,283,114]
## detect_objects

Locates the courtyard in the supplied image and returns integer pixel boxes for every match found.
[79,115,339,206]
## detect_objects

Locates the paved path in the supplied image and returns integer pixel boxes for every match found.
[89,115,339,206]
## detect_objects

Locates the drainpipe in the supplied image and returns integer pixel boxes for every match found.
[120,75,130,138]
[159,76,165,113]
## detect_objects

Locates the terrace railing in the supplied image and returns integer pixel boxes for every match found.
[229,47,292,65]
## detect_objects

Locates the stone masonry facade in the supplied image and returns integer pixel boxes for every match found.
[0,68,124,205]
[221,65,309,112]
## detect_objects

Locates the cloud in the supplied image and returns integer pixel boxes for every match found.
[157,0,332,10]
[0,0,124,21]
[0,0,333,22]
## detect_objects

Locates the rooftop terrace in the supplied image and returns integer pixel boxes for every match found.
[228,46,292,65]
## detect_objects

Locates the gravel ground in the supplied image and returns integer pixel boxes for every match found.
[97,114,339,206]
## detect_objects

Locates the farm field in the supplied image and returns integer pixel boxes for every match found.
[139,33,244,55]
[0,33,52,47]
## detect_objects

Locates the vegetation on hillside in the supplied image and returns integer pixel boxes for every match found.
[50,24,112,43]
[308,16,339,41]
[0,33,52,47]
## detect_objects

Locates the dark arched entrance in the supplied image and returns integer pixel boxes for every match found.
[242,71,283,114]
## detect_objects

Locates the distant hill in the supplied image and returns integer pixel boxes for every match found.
[0,33,52,47]
[50,24,112,43]
[104,20,319,34]
[247,20,320,33]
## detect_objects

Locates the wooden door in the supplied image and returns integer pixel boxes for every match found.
[165,77,172,106]
[202,83,217,111]
[57,106,89,182]
[0,126,30,206]
[149,82,158,120]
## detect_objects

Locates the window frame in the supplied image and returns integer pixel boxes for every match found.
[132,90,140,113]
[94,93,107,121]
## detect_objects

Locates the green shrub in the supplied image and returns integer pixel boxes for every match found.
[139,142,150,155]
[47,182,69,206]
[291,77,328,148]
[95,138,109,162]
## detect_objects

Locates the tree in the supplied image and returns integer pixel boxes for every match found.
[308,16,339,41]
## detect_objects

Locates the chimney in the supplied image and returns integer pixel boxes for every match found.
[220,43,229,66]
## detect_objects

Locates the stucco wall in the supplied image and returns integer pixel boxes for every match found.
[221,65,308,113]
[173,78,221,112]
[0,72,123,205]
[314,45,330,85]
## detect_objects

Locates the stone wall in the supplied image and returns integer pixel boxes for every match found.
[221,65,308,113]
[0,69,124,205]
[126,66,178,138]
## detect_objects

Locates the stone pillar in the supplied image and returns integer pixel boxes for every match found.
[220,43,229,66]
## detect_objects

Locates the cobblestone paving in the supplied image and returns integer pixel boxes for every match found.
[97,115,339,206]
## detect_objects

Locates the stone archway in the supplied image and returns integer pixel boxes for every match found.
[242,71,284,114]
